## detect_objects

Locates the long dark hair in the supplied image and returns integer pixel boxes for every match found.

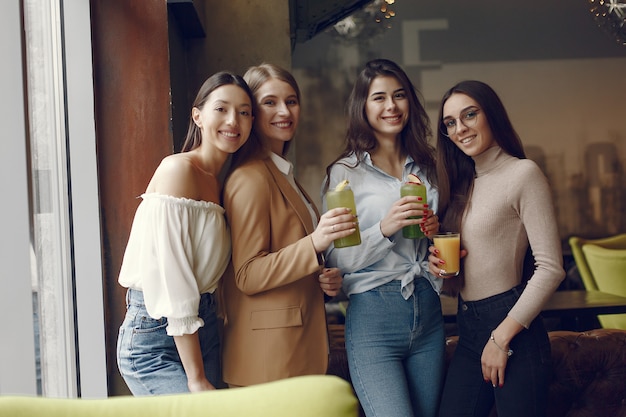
[436,80,525,232]
[436,81,533,293]
[181,71,255,153]
[323,59,436,192]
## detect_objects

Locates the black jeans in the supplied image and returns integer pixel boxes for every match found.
[439,285,552,417]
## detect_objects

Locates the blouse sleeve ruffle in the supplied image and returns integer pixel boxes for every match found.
[166,316,205,337]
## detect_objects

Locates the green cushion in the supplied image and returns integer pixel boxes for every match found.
[582,244,626,330]
[569,234,626,292]
[0,375,358,417]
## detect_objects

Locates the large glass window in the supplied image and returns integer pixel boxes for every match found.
[0,0,107,397]
[23,0,78,396]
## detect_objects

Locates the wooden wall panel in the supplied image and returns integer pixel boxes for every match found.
[90,0,173,396]
[90,0,293,396]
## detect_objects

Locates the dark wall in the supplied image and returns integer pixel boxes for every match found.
[90,0,173,396]
[89,0,293,396]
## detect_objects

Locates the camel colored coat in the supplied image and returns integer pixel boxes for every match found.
[221,156,328,386]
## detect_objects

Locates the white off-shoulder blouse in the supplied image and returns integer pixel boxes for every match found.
[118,193,231,336]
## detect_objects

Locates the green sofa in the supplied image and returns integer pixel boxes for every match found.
[0,375,358,417]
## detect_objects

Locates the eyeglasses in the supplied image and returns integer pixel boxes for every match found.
[441,107,481,137]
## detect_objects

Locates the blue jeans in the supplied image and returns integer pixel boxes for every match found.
[439,285,552,417]
[116,289,224,395]
[346,278,445,417]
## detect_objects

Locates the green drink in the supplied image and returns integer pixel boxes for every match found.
[400,180,427,239]
[325,185,361,248]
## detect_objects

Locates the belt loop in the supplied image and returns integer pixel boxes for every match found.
[512,282,525,297]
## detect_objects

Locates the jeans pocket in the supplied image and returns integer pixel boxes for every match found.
[133,314,168,334]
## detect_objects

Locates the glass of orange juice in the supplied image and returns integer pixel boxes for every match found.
[433,233,460,277]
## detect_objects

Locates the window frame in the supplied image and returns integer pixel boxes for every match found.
[0,0,107,398]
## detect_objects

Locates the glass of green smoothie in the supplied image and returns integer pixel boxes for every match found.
[400,174,427,239]
[325,180,361,248]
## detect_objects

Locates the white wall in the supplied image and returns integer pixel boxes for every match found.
[292,8,626,241]
[421,58,626,179]
[421,57,626,237]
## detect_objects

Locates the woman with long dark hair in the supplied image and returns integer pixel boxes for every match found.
[431,80,564,417]
[117,71,254,395]
[323,59,443,417]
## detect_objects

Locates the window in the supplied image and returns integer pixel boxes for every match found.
[1,0,106,397]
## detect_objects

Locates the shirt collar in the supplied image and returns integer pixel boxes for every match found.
[362,151,417,178]
[269,152,293,177]
[362,151,414,165]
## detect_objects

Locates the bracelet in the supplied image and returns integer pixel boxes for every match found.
[490,332,513,357]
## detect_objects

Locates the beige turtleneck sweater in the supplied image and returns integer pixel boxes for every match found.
[460,146,565,328]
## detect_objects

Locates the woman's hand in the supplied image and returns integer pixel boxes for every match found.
[318,267,343,297]
[481,335,510,389]
[187,377,216,392]
[379,196,430,238]
[428,245,468,278]
[481,318,523,388]
[311,208,358,253]
[422,209,439,238]
[173,333,216,392]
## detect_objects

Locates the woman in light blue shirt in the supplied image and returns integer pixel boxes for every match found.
[322,59,444,417]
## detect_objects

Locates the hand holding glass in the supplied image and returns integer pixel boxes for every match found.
[400,182,427,239]
[325,186,361,248]
[433,233,460,277]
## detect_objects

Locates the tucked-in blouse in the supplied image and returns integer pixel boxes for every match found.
[118,193,230,336]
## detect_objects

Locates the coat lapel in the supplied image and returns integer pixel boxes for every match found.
[263,158,317,235]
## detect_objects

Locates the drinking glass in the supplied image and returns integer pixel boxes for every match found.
[325,186,361,248]
[400,182,427,239]
[433,232,460,277]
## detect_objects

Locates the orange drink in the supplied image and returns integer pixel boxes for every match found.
[433,233,460,277]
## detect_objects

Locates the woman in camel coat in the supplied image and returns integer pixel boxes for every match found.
[220,63,356,386]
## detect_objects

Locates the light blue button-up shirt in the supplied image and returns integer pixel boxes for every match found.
[322,152,442,299]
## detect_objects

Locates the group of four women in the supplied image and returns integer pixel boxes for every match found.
[116,59,565,417]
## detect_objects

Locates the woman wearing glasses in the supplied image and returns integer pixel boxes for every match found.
[430,80,564,417]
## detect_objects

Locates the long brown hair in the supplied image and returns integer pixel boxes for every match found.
[181,71,255,153]
[436,80,525,232]
[436,81,533,293]
[323,59,436,193]
[231,63,302,168]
